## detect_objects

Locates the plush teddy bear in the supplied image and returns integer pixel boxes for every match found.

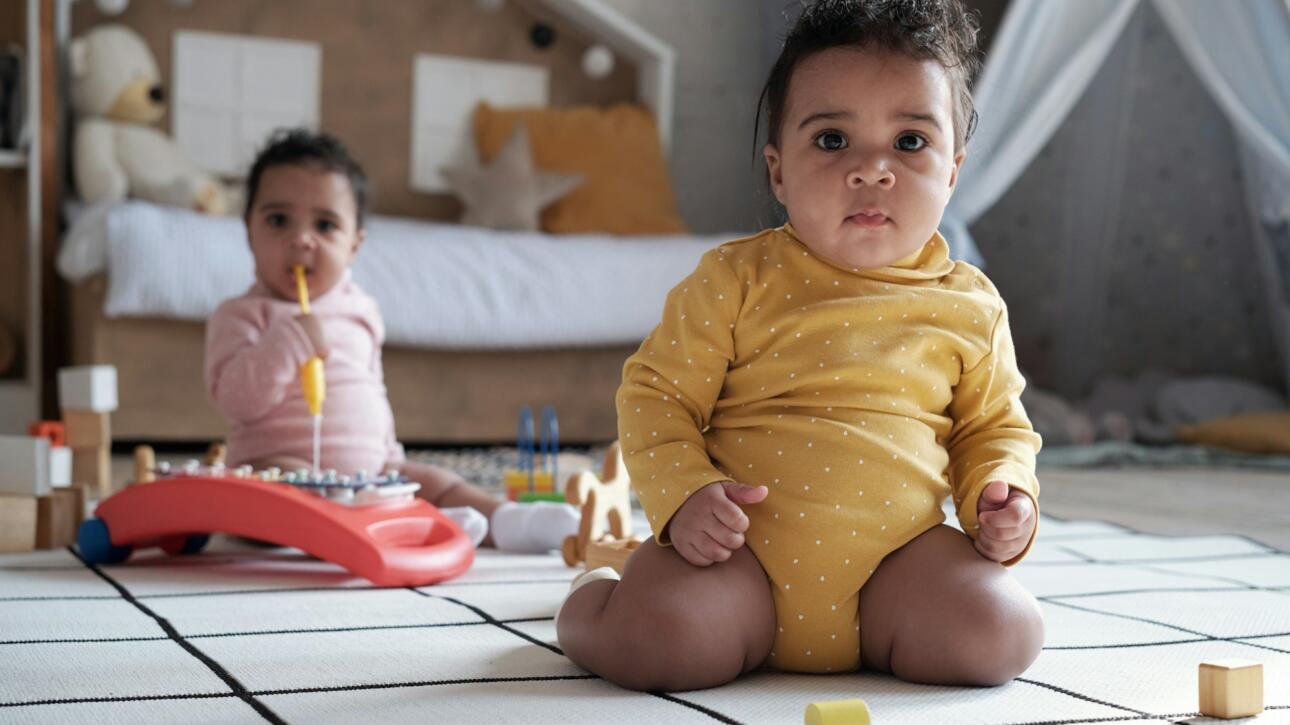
[69,24,227,214]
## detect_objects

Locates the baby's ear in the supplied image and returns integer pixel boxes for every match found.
[763,144,786,204]
[351,227,366,255]
[948,148,966,191]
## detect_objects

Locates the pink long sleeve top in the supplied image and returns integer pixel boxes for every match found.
[204,271,405,473]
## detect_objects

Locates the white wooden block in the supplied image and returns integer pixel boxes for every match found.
[49,446,72,488]
[0,435,51,496]
[57,365,118,412]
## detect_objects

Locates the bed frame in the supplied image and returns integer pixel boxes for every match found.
[70,275,632,444]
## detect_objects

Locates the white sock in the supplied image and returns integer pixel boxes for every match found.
[554,566,620,628]
[440,506,488,547]
[489,501,580,553]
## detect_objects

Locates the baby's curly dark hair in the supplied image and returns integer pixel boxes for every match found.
[244,128,369,227]
[758,0,982,151]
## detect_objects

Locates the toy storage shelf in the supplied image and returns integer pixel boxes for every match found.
[0,0,42,434]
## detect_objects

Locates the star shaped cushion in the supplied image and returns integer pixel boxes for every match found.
[441,124,583,232]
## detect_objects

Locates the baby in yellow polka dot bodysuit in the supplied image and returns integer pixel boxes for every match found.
[556,0,1045,693]
[621,221,1039,669]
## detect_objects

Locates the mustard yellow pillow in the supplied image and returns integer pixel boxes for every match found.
[1175,411,1290,454]
[473,103,688,235]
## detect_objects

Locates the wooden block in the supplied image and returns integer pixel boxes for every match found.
[73,446,112,499]
[1199,659,1263,719]
[36,486,86,549]
[49,446,73,488]
[584,537,644,575]
[0,495,37,553]
[63,409,111,449]
[58,365,118,412]
[0,435,51,497]
[805,699,871,725]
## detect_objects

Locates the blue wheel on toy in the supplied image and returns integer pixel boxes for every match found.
[77,518,133,564]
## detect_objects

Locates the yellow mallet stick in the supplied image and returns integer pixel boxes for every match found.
[294,265,325,472]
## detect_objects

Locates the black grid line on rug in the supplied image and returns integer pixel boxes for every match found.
[419,588,748,723]
[1001,704,1290,725]
[0,511,1284,723]
[66,548,287,724]
[1012,678,1152,721]
[1039,596,1290,656]
[0,615,558,646]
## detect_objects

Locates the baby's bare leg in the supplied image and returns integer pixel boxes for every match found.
[858,524,1044,686]
[393,461,501,520]
[393,461,504,547]
[557,537,776,692]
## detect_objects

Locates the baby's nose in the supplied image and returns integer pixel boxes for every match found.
[288,231,318,249]
[847,165,895,188]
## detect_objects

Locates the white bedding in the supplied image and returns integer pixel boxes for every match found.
[57,201,735,349]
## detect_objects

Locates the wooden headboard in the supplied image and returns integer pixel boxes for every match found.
[67,0,655,221]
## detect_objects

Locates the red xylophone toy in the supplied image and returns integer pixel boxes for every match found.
[76,463,474,586]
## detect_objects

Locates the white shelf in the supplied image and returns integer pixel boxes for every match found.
[0,149,26,168]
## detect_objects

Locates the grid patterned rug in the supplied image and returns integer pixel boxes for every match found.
[1,507,1287,724]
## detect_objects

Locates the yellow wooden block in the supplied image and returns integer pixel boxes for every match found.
[36,485,86,549]
[63,409,111,449]
[805,698,870,725]
[0,494,37,553]
[1199,659,1263,719]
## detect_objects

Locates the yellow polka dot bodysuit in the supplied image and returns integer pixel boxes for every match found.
[618,225,1042,673]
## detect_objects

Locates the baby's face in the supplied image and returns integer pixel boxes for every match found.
[764,47,965,270]
[247,163,364,302]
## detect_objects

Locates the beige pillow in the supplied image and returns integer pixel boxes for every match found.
[473,102,688,235]
[1175,411,1290,454]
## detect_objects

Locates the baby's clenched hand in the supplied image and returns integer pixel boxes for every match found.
[294,314,330,359]
[974,480,1035,563]
[666,481,767,567]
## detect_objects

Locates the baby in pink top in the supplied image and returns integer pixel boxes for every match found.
[205,129,575,552]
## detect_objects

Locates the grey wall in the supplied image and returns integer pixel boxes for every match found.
[600,0,769,233]
[606,0,1009,234]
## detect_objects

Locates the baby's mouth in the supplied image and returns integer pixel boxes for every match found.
[846,212,889,228]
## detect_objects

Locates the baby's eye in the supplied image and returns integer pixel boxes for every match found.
[896,134,926,152]
[266,213,288,228]
[813,131,848,151]
[316,219,338,233]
